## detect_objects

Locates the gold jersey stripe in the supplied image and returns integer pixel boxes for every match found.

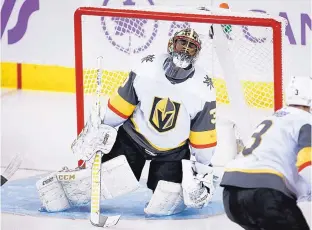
[224,168,284,178]
[296,147,312,170]
[109,93,136,118]
[189,129,217,146]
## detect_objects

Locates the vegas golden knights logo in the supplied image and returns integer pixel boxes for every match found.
[149,97,180,133]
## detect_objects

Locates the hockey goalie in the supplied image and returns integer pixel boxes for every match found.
[36,28,222,216]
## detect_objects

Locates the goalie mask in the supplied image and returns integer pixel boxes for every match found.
[168,28,202,68]
[164,28,202,82]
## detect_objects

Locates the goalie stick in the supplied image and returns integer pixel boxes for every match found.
[1,153,23,186]
[89,56,121,227]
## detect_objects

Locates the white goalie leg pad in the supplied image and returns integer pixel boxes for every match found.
[59,155,140,206]
[36,173,71,212]
[57,168,92,206]
[100,155,140,199]
[144,180,186,216]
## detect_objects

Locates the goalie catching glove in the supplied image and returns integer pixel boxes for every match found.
[71,112,117,164]
[182,160,219,209]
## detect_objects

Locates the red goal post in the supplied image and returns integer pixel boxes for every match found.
[74,6,285,167]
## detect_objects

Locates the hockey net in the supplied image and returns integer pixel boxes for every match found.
[74,6,286,166]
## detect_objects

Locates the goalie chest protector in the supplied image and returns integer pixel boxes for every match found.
[121,54,216,152]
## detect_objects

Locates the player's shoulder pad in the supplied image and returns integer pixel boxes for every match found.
[290,107,312,123]
[274,107,311,121]
[131,54,167,78]
[299,123,311,134]
[298,123,311,146]
[284,107,312,133]
[188,65,216,101]
[298,112,312,131]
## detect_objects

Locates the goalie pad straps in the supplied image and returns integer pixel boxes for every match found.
[144,180,186,216]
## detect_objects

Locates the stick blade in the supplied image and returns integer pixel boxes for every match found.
[104,215,121,227]
[2,153,23,182]
[90,215,120,228]
[90,215,107,227]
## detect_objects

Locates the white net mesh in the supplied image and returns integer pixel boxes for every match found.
[76,6,286,139]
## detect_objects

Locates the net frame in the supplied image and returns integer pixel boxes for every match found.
[74,6,284,166]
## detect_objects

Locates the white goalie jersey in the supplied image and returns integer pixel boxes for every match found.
[103,53,217,165]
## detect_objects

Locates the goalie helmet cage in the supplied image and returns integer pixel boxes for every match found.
[74,6,285,167]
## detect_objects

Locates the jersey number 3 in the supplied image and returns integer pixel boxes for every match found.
[242,120,273,156]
